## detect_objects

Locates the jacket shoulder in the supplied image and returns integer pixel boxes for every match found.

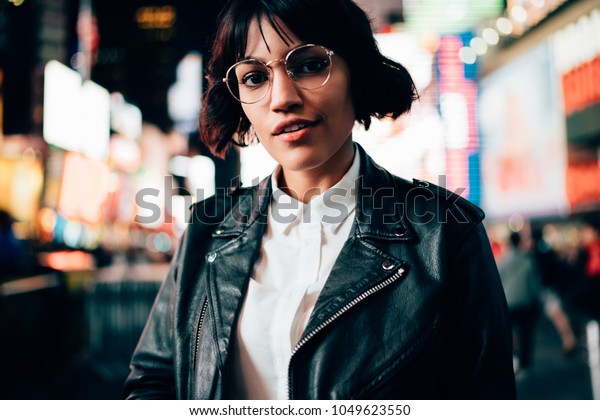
[188,182,257,224]
[393,176,485,225]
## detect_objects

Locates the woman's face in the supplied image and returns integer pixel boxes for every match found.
[240,16,356,186]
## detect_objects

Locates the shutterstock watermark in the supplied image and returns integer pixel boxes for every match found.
[134,175,471,226]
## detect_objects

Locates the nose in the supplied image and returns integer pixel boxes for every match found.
[268,66,303,112]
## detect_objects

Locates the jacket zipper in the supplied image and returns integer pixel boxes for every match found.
[287,265,406,399]
[193,297,209,374]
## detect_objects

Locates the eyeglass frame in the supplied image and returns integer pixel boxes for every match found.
[222,43,335,104]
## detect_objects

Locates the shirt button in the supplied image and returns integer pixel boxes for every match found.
[207,253,218,263]
[381,259,395,270]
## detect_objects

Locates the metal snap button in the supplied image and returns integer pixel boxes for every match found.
[381,259,395,270]
[207,253,218,263]
[215,229,224,235]
[394,227,407,237]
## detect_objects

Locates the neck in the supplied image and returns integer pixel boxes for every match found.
[278,139,355,203]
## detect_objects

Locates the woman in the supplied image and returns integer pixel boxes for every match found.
[125,0,516,399]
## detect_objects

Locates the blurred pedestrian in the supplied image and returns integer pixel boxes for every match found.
[498,231,542,373]
[564,223,600,328]
[124,0,515,399]
[531,228,576,355]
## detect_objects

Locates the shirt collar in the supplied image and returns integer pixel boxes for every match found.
[269,145,360,234]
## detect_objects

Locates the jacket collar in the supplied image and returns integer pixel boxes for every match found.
[213,143,416,243]
[353,143,415,242]
[210,175,271,239]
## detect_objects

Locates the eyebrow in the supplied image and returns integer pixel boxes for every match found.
[242,44,302,62]
[241,52,267,62]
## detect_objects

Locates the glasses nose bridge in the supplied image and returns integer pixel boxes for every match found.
[264,57,286,70]
[265,57,294,82]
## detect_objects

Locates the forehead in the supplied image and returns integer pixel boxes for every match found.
[244,15,302,58]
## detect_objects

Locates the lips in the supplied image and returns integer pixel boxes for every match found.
[273,119,317,136]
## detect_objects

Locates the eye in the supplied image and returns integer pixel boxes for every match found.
[241,71,269,88]
[303,58,328,73]
[291,58,329,76]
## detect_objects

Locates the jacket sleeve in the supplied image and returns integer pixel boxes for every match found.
[122,238,182,399]
[442,222,517,399]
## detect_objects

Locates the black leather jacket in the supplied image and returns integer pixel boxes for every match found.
[124,145,516,399]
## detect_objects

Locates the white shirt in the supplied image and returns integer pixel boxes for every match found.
[228,150,360,400]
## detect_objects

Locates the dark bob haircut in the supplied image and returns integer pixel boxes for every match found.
[200,0,418,158]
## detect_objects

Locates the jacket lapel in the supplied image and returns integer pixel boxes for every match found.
[302,144,419,339]
[203,179,271,368]
[301,236,405,335]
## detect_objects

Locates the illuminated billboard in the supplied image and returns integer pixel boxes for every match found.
[404,0,504,36]
[43,60,110,160]
[478,40,568,219]
[58,152,111,225]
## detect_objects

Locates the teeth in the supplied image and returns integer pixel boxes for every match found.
[282,123,307,133]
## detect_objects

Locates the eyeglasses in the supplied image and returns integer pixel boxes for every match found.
[223,44,334,104]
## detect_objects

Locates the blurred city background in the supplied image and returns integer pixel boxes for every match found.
[1,0,599,400]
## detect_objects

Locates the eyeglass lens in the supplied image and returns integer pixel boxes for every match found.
[226,45,332,104]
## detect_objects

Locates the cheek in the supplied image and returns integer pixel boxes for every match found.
[331,83,355,131]
[240,106,264,136]
[333,73,354,118]
[240,104,253,125]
